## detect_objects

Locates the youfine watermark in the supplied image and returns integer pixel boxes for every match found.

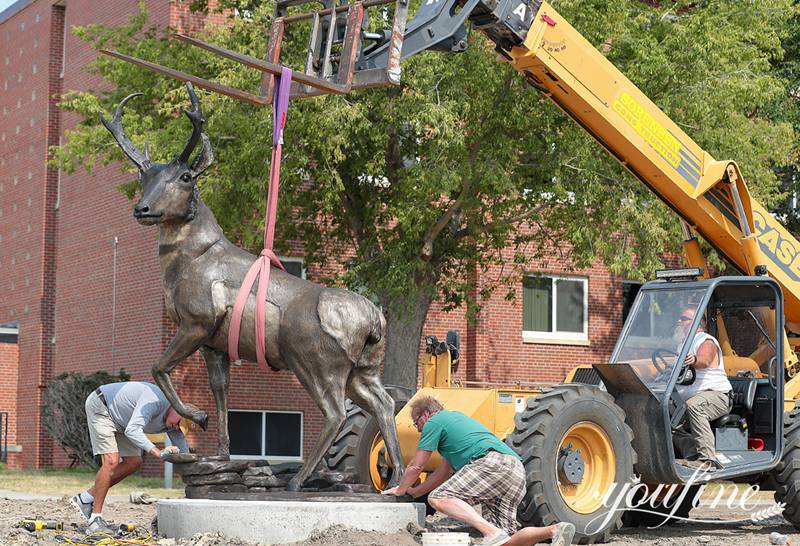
[585,466,786,535]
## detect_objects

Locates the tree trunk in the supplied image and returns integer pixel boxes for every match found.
[381,289,434,391]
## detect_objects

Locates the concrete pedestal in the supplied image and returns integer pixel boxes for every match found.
[157,499,425,544]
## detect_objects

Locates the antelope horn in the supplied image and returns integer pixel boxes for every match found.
[190,133,215,176]
[178,83,204,165]
[101,93,151,171]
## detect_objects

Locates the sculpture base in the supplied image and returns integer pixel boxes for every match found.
[168,455,376,498]
[205,490,406,502]
[156,499,425,543]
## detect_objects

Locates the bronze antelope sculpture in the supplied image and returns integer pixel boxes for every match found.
[101,84,404,491]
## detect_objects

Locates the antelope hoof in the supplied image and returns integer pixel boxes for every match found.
[194,411,209,431]
[286,477,303,492]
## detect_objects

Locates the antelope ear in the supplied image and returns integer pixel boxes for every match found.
[190,133,214,177]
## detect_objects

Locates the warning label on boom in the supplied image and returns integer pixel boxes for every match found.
[613,92,681,167]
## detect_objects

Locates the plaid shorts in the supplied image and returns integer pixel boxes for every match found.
[429,451,525,535]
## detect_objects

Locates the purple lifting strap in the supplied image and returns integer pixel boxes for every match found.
[228,67,293,370]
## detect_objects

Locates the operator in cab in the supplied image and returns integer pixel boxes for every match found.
[673,307,733,471]
[382,396,575,546]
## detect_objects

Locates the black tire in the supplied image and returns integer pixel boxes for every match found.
[324,386,409,490]
[507,384,637,544]
[773,406,800,527]
[621,485,700,527]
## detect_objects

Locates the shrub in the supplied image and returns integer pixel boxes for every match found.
[42,370,130,468]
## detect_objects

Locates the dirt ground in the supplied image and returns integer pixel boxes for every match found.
[0,496,795,546]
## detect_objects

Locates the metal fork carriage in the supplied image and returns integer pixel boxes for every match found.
[102,0,534,103]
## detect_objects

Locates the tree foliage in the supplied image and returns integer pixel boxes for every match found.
[42,369,130,468]
[770,6,800,232]
[54,0,799,387]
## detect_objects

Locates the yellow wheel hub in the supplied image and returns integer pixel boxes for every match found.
[368,435,426,492]
[369,435,389,492]
[557,421,616,514]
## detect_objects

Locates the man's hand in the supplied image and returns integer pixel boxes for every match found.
[381,486,402,496]
[684,353,697,366]
[150,445,180,459]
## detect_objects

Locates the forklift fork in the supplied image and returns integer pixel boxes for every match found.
[102,0,410,104]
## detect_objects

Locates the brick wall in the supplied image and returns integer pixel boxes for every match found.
[0,342,19,467]
[0,0,56,469]
[472,243,624,384]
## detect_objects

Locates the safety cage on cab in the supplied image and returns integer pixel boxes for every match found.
[591,275,784,484]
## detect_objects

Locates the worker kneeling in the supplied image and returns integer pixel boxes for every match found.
[70,381,196,534]
[383,396,575,546]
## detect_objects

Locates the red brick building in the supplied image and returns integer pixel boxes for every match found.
[0,0,642,471]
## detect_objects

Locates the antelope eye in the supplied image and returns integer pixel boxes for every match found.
[180,172,193,183]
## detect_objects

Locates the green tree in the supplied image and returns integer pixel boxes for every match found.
[770,4,800,232]
[55,0,798,389]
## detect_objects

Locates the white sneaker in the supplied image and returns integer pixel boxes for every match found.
[87,515,114,534]
[69,494,93,521]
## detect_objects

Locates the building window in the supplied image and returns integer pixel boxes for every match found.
[522,274,588,344]
[228,410,303,462]
[279,257,305,279]
[0,321,18,344]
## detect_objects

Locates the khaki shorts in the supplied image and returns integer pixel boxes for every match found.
[85,391,142,458]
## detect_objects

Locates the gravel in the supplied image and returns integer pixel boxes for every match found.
[0,496,795,545]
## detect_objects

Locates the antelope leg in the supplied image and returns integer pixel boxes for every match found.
[152,327,209,429]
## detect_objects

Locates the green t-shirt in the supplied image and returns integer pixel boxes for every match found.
[417,410,521,471]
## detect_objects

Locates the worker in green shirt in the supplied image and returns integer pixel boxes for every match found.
[383,396,575,546]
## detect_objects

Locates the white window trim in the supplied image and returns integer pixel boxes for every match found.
[522,274,589,344]
[228,408,304,463]
[278,256,306,280]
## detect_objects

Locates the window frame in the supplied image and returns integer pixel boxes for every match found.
[278,256,306,280]
[522,274,589,345]
[228,408,304,463]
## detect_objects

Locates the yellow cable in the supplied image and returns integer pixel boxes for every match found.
[56,531,156,546]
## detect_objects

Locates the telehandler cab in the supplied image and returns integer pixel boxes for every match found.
[103,0,800,542]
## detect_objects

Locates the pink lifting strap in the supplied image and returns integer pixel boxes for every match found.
[228,67,293,370]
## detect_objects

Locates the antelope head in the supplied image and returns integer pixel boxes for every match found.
[102,83,214,225]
